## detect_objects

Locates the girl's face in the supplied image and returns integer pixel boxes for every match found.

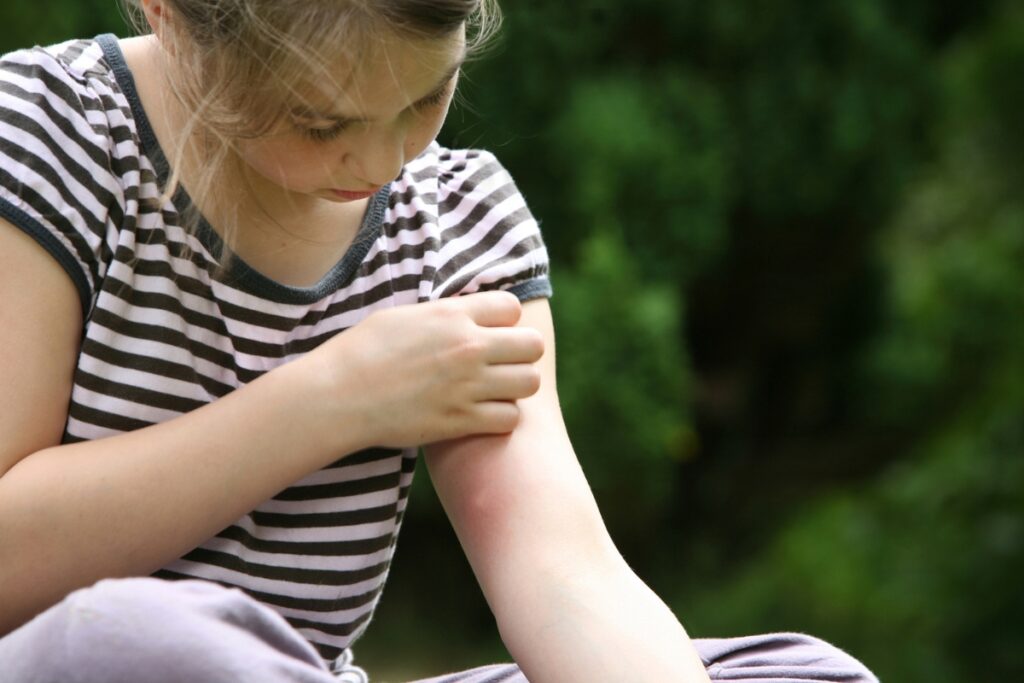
[233,28,466,206]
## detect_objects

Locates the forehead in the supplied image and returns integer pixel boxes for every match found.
[296,28,467,114]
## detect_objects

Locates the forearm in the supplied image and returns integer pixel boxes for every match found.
[438,449,710,682]
[0,356,359,635]
[428,431,710,683]
[496,553,711,683]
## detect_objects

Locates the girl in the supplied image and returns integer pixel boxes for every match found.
[0,1,877,681]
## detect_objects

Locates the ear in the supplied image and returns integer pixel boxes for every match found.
[139,0,177,54]
[140,0,169,38]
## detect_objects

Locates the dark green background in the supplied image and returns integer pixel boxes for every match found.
[4,2,1021,680]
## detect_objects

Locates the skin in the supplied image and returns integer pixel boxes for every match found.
[0,2,712,680]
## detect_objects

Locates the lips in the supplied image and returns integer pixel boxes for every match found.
[330,188,380,201]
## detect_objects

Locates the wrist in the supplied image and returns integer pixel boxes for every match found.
[276,350,376,459]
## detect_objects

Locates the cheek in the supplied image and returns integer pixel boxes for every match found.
[406,109,450,159]
[239,141,332,187]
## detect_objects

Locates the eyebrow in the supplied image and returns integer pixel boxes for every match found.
[291,58,466,124]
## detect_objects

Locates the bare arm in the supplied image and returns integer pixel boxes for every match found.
[424,299,711,683]
[0,218,542,635]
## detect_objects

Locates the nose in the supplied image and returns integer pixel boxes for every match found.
[344,124,406,187]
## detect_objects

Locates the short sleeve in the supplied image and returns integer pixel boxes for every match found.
[0,41,124,317]
[430,148,551,302]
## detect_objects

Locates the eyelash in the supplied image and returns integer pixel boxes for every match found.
[302,121,350,143]
[416,84,452,109]
[297,82,454,143]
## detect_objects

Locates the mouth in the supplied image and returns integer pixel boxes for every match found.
[329,188,380,201]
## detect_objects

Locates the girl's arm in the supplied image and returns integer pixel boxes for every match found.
[0,218,542,635]
[424,299,712,683]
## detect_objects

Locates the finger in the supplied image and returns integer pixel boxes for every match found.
[480,326,544,364]
[467,400,522,435]
[473,364,542,402]
[455,290,522,328]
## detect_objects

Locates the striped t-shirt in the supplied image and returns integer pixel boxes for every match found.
[0,35,551,667]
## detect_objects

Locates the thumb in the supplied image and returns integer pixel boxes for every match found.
[453,290,522,328]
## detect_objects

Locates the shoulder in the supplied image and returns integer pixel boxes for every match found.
[388,143,551,301]
[1,38,123,127]
[392,143,528,222]
[0,34,141,180]
[0,37,133,186]
[399,143,505,184]
[0,38,139,315]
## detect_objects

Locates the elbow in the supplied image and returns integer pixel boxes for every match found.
[460,486,625,619]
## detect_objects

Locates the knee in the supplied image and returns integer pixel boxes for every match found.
[783,633,878,683]
[63,578,255,681]
[701,632,879,683]
[60,578,326,683]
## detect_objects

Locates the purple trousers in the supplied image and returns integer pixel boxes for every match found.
[0,578,878,682]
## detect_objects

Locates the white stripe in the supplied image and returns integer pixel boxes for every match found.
[64,415,125,441]
[77,354,210,403]
[256,488,407,516]
[163,558,387,600]
[276,603,378,628]
[290,455,404,487]
[197,535,395,572]
[438,174,510,225]
[71,384,183,424]
[241,521,401,543]
[86,320,241,387]
[0,71,116,214]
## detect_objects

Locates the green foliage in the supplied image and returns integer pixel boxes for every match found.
[687,7,1024,682]
[863,4,1024,429]
[550,70,730,282]
[0,2,127,51]
[552,231,692,532]
[708,1,934,220]
[679,403,1024,682]
[946,3,1024,184]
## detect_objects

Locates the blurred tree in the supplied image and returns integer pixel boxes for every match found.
[0,2,127,50]
[670,5,1024,682]
[552,231,691,546]
[675,405,1024,683]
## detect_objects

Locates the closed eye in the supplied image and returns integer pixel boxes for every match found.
[414,80,455,110]
[299,120,351,142]
[292,72,458,143]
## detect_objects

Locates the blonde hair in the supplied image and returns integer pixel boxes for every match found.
[118,0,501,261]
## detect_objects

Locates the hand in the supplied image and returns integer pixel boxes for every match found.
[302,291,545,450]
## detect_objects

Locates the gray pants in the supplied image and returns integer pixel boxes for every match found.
[0,578,878,682]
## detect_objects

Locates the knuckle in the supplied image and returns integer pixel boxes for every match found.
[527,330,545,358]
[439,296,463,314]
[451,333,486,363]
[485,289,520,318]
[496,403,521,432]
[524,367,542,394]
[503,293,523,317]
[426,300,459,326]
